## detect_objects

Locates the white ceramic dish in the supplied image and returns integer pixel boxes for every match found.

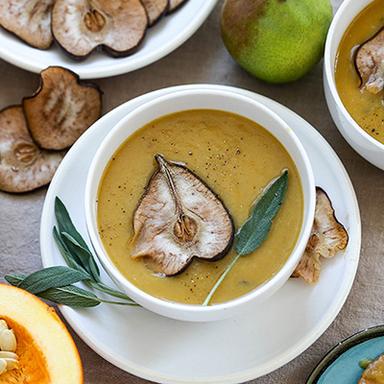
[40,85,361,384]
[85,88,316,322]
[0,0,217,79]
[324,0,384,170]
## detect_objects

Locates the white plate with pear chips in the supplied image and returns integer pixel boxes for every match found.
[0,0,217,79]
[40,84,361,384]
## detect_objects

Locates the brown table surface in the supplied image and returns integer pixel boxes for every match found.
[1,1,383,383]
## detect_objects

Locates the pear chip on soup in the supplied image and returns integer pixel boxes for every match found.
[97,109,304,305]
[130,154,235,276]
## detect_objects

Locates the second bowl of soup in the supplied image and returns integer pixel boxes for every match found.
[85,88,316,321]
[324,0,384,170]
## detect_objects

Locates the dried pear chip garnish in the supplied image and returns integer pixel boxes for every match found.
[355,27,384,94]
[142,0,168,26]
[359,355,384,384]
[131,154,234,276]
[292,188,349,284]
[51,0,148,60]
[0,106,64,193]
[0,0,54,49]
[168,0,188,13]
[23,66,102,151]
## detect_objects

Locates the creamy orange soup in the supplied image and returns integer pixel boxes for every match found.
[97,110,303,304]
[335,0,384,144]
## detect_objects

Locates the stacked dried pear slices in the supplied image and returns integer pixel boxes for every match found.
[0,67,102,193]
[0,0,188,60]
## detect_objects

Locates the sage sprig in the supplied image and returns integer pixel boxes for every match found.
[53,197,138,304]
[17,266,89,294]
[55,197,100,282]
[4,271,135,307]
[5,197,139,308]
[203,170,289,306]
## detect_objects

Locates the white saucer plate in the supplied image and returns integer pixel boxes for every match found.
[40,85,361,384]
[0,1,217,79]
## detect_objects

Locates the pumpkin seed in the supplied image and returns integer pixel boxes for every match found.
[0,320,8,334]
[3,357,18,370]
[0,359,6,375]
[0,329,17,352]
[0,352,17,360]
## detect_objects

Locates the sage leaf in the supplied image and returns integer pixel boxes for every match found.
[55,197,100,280]
[5,273,99,307]
[235,170,288,256]
[61,232,100,282]
[203,170,289,306]
[5,274,135,307]
[53,199,137,303]
[38,285,101,307]
[17,266,90,294]
[53,227,90,276]
[55,197,90,251]
[4,274,25,286]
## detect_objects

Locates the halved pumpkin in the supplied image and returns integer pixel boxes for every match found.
[0,284,83,384]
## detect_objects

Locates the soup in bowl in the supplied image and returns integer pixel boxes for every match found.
[324,0,384,170]
[85,88,316,321]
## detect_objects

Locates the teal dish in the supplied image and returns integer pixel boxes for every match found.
[307,325,384,383]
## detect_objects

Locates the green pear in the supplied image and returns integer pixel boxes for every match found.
[221,0,333,84]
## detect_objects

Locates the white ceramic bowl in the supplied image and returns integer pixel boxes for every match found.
[85,88,316,322]
[0,0,217,79]
[324,0,384,170]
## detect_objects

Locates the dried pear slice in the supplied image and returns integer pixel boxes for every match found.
[355,27,384,94]
[131,154,234,276]
[168,0,188,13]
[142,0,168,26]
[51,0,148,59]
[0,0,54,49]
[292,188,349,284]
[23,67,102,151]
[359,355,384,384]
[0,106,63,193]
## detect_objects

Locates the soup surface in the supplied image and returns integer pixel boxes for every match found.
[97,110,303,304]
[335,0,384,144]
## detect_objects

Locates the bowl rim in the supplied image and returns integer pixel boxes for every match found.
[84,88,316,316]
[324,0,384,152]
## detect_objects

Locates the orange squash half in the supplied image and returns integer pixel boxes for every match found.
[0,283,83,384]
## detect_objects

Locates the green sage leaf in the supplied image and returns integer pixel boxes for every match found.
[203,170,289,306]
[38,285,101,307]
[5,274,135,307]
[54,197,100,281]
[4,274,25,286]
[49,197,139,307]
[235,170,288,256]
[53,227,90,275]
[61,232,100,282]
[17,266,90,294]
[55,197,90,250]
[5,273,99,307]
